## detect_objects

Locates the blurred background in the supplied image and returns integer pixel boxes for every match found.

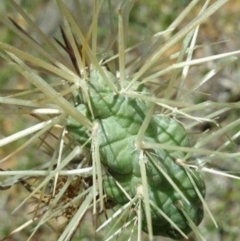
[0,1,240,240]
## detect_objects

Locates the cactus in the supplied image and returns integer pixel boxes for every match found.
[66,67,206,239]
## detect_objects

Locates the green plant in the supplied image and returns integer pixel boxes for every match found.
[0,0,240,241]
[66,66,206,239]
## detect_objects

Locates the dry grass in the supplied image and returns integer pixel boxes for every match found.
[0,1,240,241]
